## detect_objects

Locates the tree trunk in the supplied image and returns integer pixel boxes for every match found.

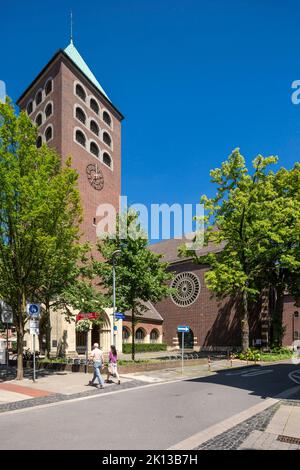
[16,292,26,380]
[131,309,135,361]
[45,298,51,358]
[241,290,250,352]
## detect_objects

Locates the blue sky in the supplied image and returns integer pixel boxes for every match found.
[1,0,300,240]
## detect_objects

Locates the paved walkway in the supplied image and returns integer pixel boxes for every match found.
[239,403,300,450]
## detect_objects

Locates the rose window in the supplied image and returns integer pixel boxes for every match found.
[171,272,200,307]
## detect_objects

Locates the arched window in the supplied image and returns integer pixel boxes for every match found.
[90,120,99,136]
[103,111,111,127]
[102,152,112,168]
[150,329,159,344]
[90,98,99,115]
[36,91,42,106]
[35,113,42,126]
[75,84,86,101]
[45,102,53,118]
[103,131,111,147]
[135,328,145,343]
[36,136,42,148]
[75,107,86,124]
[122,327,131,344]
[45,80,52,96]
[45,126,52,142]
[90,141,99,157]
[27,101,33,115]
[75,129,86,147]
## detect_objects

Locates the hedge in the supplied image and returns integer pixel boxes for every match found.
[122,343,167,353]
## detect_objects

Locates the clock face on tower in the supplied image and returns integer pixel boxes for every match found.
[86,163,104,190]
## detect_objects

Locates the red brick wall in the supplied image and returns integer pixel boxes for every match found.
[282,296,300,346]
[153,261,242,349]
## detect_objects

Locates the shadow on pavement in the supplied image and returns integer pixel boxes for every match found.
[185,362,300,400]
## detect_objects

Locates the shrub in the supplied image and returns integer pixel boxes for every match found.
[235,348,261,361]
[122,343,167,354]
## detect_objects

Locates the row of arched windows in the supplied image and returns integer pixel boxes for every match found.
[27,78,53,115]
[36,125,53,148]
[122,327,160,343]
[74,82,112,129]
[74,105,112,148]
[35,102,53,127]
[75,129,112,169]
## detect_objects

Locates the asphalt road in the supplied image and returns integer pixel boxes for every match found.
[0,362,298,450]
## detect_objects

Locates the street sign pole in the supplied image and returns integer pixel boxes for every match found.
[181,331,184,375]
[85,331,88,374]
[33,333,36,382]
[6,321,8,376]
[112,259,116,347]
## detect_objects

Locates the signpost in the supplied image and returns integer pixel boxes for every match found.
[177,325,190,374]
[0,301,13,376]
[26,303,40,382]
[115,312,125,320]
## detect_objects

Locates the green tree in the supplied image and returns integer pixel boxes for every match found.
[181,149,279,351]
[37,246,107,357]
[95,211,173,360]
[0,101,82,379]
[256,163,300,345]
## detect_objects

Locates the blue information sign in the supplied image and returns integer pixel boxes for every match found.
[115,312,125,320]
[26,303,41,318]
[177,325,190,333]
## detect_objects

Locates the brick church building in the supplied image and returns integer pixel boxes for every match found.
[16,41,299,354]
[17,41,163,355]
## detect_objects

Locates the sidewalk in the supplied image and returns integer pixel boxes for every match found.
[239,402,300,450]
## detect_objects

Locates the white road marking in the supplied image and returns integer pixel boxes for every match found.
[226,368,260,376]
[241,369,273,377]
[288,369,300,385]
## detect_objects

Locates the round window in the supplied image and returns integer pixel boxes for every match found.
[171,272,200,307]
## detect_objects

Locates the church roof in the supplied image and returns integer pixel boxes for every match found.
[149,236,225,264]
[125,301,163,322]
[64,41,110,101]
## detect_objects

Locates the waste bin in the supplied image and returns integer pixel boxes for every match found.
[0,339,6,365]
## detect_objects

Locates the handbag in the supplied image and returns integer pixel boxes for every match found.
[109,362,116,376]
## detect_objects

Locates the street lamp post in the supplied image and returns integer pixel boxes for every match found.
[111,249,121,347]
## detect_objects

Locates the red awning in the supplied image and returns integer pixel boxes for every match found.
[76,312,100,322]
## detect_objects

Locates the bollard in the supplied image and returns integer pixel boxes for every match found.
[208,355,211,371]
[230,354,233,367]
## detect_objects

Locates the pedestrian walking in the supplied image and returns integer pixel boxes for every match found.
[106,345,120,385]
[88,343,104,389]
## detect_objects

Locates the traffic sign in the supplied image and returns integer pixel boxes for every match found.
[26,303,41,318]
[177,325,190,333]
[115,312,125,320]
[29,318,39,335]
[0,301,13,324]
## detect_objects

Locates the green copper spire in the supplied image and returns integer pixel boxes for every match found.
[64,41,110,101]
